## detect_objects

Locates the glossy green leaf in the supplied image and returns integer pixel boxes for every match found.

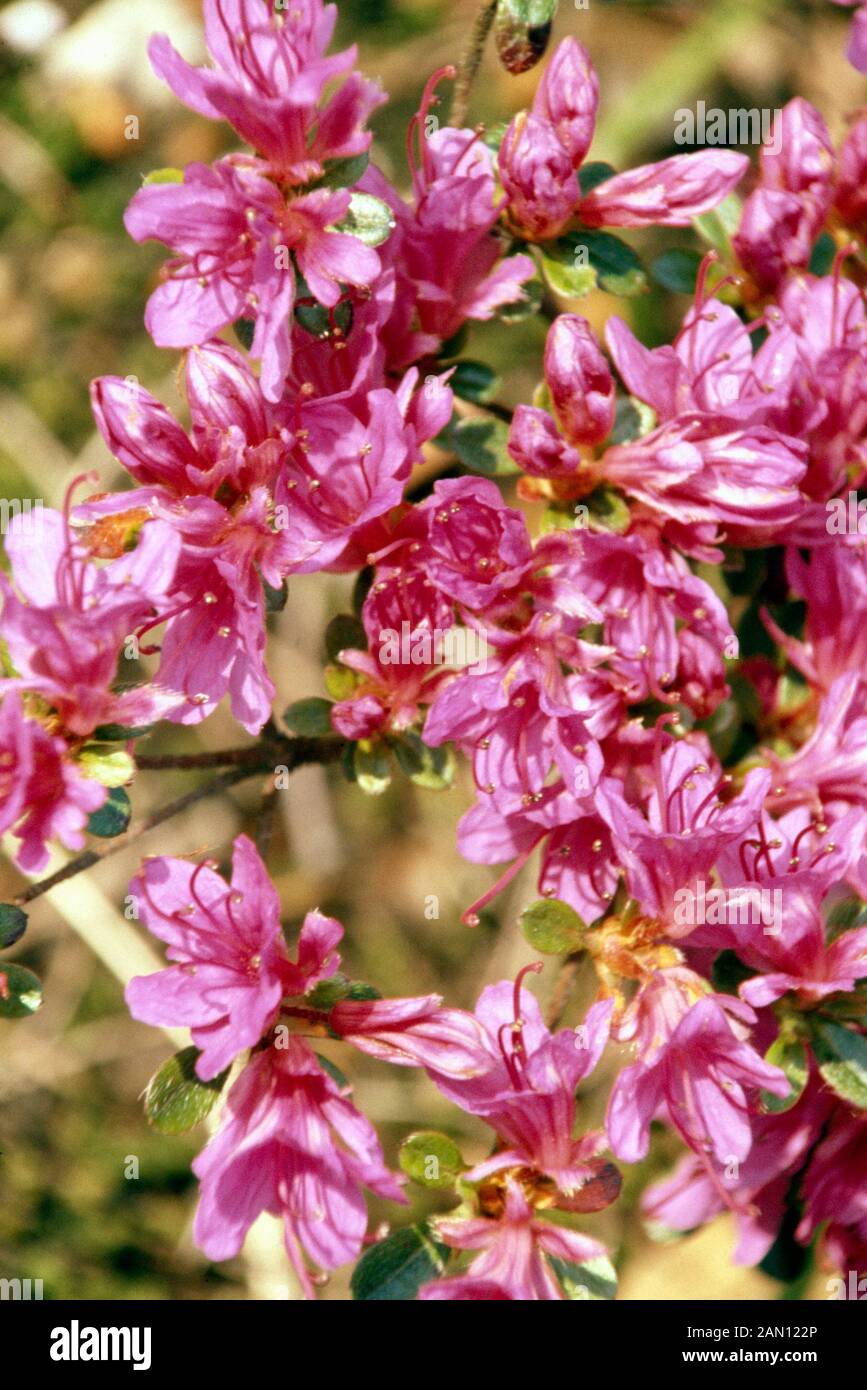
[399,1132,465,1190]
[811,1019,867,1108]
[144,1047,228,1135]
[284,697,334,737]
[351,1224,448,1301]
[86,787,132,838]
[761,1035,809,1114]
[337,191,395,248]
[520,898,586,954]
[0,963,42,1018]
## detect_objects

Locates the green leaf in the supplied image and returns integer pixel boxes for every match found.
[543,230,647,299]
[494,0,557,74]
[234,317,255,351]
[393,734,456,791]
[284,697,334,737]
[811,1019,867,1108]
[825,896,867,944]
[351,1224,448,1301]
[317,152,369,190]
[78,747,135,788]
[693,193,741,258]
[762,1036,809,1114]
[0,904,28,949]
[324,663,357,699]
[577,162,616,197]
[315,1053,351,1089]
[809,231,836,277]
[90,723,153,742]
[336,191,395,248]
[608,395,657,445]
[144,1047,228,1135]
[650,248,702,294]
[549,1253,618,1301]
[142,167,184,185]
[520,898,586,954]
[0,963,42,1018]
[261,573,288,612]
[86,787,131,838]
[325,614,366,661]
[586,484,631,533]
[449,361,501,406]
[448,416,519,477]
[354,742,391,795]
[711,949,756,996]
[307,973,352,1009]
[294,297,353,340]
[399,1131,465,1189]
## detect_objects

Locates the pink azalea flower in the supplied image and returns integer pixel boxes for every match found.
[124,159,380,401]
[378,72,535,344]
[766,540,867,692]
[607,990,789,1166]
[0,503,182,737]
[764,674,867,820]
[578,150,748,229]
[419,1179,608,1302]
[148,0,385,182]
[797,1106,867,1259]
[594,734,772,923]
[644,1081,834,1265]
[125,834,295,1080]
[422,975,615,1196]
[192,1036,405,1293]
[0,691,106,873]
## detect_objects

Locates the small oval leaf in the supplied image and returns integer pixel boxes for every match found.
[520,898,586,954]
[144,1047,228,1135]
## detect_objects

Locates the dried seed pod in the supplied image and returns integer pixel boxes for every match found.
[494,0,557,75]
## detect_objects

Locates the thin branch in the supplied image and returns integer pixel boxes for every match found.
[545,951,585,1030]
[136,747,267,770]
[13,736,346,907]
[450,0,498,127]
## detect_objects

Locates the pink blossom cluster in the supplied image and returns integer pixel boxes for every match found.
[3,1,867,1300]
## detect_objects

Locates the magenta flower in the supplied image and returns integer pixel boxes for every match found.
[192,1037,405,1292]
[148,0,384,182]
[126,834,295,1080]
[384,72,535,343]
[767,540,867,692]
[644,1082,833,1265]
[0,504,182,737]
[422,976,615,1196]
[0,691,106,874]
[595,735,771,923]
[499,113,580,242]
[578,149,748,229]
[509,314,615,472]
[498,37,746,239]
[419,1179,608,1302]
[125,159,380,401]
[797,1105,867,1264]
[607,991,789,1166]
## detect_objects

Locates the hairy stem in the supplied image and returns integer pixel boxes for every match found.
[450,0,498,127]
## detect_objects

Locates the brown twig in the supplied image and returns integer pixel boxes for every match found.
[545,951,585,1030]
[13,736,346,907]
[450,0,498,127]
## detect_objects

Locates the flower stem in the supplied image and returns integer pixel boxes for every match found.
[545,951,585,1030]
[450,0,498,127]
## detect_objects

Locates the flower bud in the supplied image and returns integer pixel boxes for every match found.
[545,314,616,446]
[532,37,599,170]
[499,112,579,241]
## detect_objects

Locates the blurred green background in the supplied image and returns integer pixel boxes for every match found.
[0,0,859,1300]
